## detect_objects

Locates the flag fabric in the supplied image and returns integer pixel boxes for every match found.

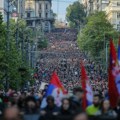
[108,40,119,108]
[41,71,67,108]
[118,38,120,65]
[81,63,93,110]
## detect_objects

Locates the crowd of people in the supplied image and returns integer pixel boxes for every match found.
[0,87,120,120]
[35,28,107,94]
[0,28,117,120]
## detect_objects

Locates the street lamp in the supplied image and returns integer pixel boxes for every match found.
[6,0,16,91]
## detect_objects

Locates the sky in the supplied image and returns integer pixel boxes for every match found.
[52,0,77,21]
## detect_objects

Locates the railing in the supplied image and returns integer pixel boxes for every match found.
[24,16,54,21]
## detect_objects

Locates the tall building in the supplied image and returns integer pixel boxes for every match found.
[82,0,109,16]
[0,0,15,22]
[82,0,94,16]
[93,0,109,11]
[24,0,54,32]
[105,0,120,31]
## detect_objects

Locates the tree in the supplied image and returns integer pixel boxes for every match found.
[38,38,48,49]
[66,1,86,28]
[0,13,7,89]
[77,11,119,58]
[0,14,35,90]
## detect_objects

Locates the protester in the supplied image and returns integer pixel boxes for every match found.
[3,107,23,120]
[114,97,120,116]
[96,99,117,117]
[60,98,73,115]
[70,87,84,113]
[86,94,101,115]
[40,96,60,116]
[24,96,39,114]
[73,112,89,120]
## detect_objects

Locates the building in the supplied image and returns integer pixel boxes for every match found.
[0,0,15,22]
[82,0,109,16]
[93,0,109,11]
[105,0,120,31]
[24,0,54,32]
[81,0,94,16]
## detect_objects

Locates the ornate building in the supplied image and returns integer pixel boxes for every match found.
[81,0,109,16]
[24,0,54,32]
[105,0,120,31]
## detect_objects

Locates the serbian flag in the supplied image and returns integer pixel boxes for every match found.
[118,38,120,65]
[41,71,67,108]
[108,39,119,108]
[81,63,93,110]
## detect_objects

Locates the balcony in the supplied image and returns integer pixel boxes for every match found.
[109,6,120,12]
[25,8,34,12]
[105,6,120,14]
[24,16,54,21]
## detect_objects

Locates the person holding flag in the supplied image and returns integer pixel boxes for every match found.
[40,71,67,109]
[81,62,93,110]
[81,62,100,115]
[108,39,119,108]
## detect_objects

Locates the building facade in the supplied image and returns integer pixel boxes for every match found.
[0,0,13,22]
[81,0,109,16]
[24,0,54,32]
[81,0,94,16]
[105,0,120,31]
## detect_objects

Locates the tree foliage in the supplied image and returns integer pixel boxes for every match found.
[77,11,119,58]
[38,38,48,49]
[66,1,86,28]
[0,14,34,90]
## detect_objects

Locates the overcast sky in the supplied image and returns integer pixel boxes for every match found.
[52,0,77,21]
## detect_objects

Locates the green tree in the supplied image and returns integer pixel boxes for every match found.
[66,1,86,28]
[0,13,7,89]
[38,37,48,49]
[77,11,118,58]
[0,14,34,90]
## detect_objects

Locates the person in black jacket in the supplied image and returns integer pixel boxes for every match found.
[40,96,60,120]
[114,97,120,120]
[60,98,74,115]
[70,87,84,113]
[57,98,74,120]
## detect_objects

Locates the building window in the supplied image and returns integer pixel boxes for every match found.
[117,24,120,31]
[39,13,41,18]
[27,12,30,18]
[46,13,48,18]
[46,4,48,9]
[27,21,33,26]
[117,2,120,6]
[117,12,120,18]
[39,4,41,9]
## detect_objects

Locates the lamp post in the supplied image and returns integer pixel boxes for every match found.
[7,0,10,51]
[6,0,15,90]
[105,42,109,71]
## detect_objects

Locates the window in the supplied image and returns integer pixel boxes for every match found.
[46,4,48,9]
[46,13,48,18]
[117,24,120,31]
[117,2,120,6]
[39,4,41,9]
[27,21,33,26]
[117,12,120,18]
[27,12,30,18]
[39,13,41,18]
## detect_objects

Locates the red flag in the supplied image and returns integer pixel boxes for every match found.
[108,39,119,108]
[50,71,67,94]
[81,63,87,111]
